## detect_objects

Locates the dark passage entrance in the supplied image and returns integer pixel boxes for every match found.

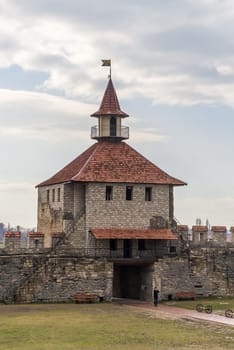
[113,264,153,301]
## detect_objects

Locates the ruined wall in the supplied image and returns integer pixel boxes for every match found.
[0,247,234,303]
[0,253,113,303]
[154,249,234,301]
[37,185,64,247]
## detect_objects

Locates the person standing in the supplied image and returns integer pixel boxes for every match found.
[153,287,159,306]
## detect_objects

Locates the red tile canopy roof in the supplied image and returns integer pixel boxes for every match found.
[91,228,177,240]
[211,226,227,232]
[91,78,129,118]
[4,231,21,237]
[192,226,208,232]
[37,141,186,187]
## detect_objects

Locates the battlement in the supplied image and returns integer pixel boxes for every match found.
[1,224,234,252]
[177,225,234,246]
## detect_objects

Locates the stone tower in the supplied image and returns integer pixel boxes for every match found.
[36,76,186,256]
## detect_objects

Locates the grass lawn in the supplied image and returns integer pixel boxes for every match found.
[162,296,234,312]
[0,303,233,350]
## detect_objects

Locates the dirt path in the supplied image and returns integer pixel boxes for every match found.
[114,299,234,327]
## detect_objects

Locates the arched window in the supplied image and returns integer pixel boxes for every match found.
[110,116,116,136]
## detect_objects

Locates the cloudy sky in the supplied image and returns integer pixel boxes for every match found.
[1,0,234,229]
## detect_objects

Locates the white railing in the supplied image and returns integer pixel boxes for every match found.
[91,125,129,139]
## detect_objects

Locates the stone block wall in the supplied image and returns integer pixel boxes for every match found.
[27,232,44,249]
[153,249,234,301]
[4,232,21,249]
[211,226,227,245]
[192,226,208,243]
[0,253,113,303]
[37,185,64,247]
[85,183,170,230]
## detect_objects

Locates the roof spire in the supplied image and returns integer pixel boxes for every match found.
[90,65,129,141]
[91,76,128,118]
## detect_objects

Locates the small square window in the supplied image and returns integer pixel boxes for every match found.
[110,239,117,250]
[145,187,152,201]
[106,186,113,200]
[126,186,133,200]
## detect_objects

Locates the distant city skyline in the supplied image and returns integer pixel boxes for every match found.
[1,1,234,228]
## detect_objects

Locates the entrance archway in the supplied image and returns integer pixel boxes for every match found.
[113,263,154,301]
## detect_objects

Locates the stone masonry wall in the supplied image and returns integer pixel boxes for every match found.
[85,183,170,229]
[0,248,234,303]
[0,253,113,303]
[37,185,64,247]
[153,249,234,301]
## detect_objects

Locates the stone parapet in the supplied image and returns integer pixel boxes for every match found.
[211,226,227,245]
[27,232,44,249]
[4,231,21,249]
[192,226,208,243]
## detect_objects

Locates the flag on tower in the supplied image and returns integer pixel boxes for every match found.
[101,59,111,66]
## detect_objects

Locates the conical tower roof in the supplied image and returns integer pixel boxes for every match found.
[91,78,129,118]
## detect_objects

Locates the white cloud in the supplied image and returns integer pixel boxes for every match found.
[0,89,95,140]
[1,0,234,106]
[130,129,168,143]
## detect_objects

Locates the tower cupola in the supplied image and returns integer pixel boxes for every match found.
[90,78,129,141]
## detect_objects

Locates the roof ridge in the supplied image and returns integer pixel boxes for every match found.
[71,142,101,181]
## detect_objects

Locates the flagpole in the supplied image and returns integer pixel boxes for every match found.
[101,59,112,79]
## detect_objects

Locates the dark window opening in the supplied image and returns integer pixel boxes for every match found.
[52,189,55,202]
[169,246,176,253]
[126,186,133,200]
[110,239,117,250]
[106,186,113,200]
[169,185,174,221]
[110,116,117,136]
[138,239,146,250]
[47,189,50,202]
[34,239,39,249]
[57,188,61,202]
[145,187,152,201]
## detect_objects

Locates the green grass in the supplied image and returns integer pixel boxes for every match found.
[162,296,234,312]
[0,303,233,350]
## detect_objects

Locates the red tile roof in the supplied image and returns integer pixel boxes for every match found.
[177,225,189,231]
[192,226,208,232]
[28,232,44,237]
[91,78,129,118]
[37,141,186,187]
[91,228,177,240]
[211,226,227,232]
[4,231,21,238]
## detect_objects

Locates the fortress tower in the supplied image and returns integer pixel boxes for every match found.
[36,75,186,300]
